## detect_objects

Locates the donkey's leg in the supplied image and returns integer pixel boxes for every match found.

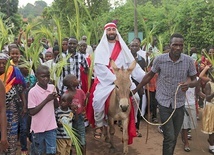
[103,125,110,143]
[122,118,129,155]
[108,117,116,153]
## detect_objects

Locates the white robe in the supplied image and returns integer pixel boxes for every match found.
[92,43,145,112]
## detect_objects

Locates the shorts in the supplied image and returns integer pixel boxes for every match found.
[182,105,197,129]
[31,129,57,155]
[73,114,86,146]
[56,138,72,155]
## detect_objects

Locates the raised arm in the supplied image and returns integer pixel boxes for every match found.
[199,65,211,83]
[29,92,58,116]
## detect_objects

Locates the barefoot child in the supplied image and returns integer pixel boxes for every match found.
[28,65,59,155]
[63,74,87,155]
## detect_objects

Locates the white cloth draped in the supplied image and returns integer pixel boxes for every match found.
[92,29,145,113]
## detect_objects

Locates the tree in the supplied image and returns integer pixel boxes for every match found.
[18,1,48,18]
[0,0,22,34]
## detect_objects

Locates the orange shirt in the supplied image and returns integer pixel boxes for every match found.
[147,67,158,92]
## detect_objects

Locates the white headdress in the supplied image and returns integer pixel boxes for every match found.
[94,23,134,65]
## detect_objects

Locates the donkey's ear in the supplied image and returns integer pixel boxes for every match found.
[127,60,136,73]
[110,59,119,72]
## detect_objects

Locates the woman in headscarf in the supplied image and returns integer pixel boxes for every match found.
[0,53,26,154]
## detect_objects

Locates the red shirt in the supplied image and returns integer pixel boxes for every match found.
[72,89,86,114]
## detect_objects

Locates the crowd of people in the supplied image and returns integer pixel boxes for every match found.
[0,22,213,155]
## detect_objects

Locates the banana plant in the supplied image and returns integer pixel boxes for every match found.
[52,16,64,53]
[0,17,13,51]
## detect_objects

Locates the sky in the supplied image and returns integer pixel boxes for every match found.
[18,0,54,7]
[18,0,127,7]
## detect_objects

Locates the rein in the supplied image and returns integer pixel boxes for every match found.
[131,84,181,126]
[132,84,206,153]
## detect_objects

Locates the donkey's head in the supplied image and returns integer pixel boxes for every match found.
[111,60,136,112]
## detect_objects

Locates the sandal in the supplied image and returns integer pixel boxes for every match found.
[184,146,191,152]
[94,127,102,140]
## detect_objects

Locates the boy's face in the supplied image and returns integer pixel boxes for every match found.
[45,52,53,61]
[10,48,20,63]
[79,44,87,54]
[60,96,69,109]
[70,76,79,87]
[19,67,29,77]
[53,50,60,57]
[62,41,68,51]
[130,41,139,53]
[36,69,50,87]
[68,38,78,53]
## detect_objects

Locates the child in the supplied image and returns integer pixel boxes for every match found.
[55,93,74,155]
[45,49,54,62]
[9,44,20,66]
[53,45,60,63]
[63,74,87,155]
[18,59,37,154]
[79,40,88,57]
[28,65,59,155]
[200,65,214,154]
[181,80,199,152]
[43,50,54,69]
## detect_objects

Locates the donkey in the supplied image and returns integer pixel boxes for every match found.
[105,60,136,155]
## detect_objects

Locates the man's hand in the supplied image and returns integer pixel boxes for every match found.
[179,82,189,92]
[0,140,9,152]
[131,89,137,95]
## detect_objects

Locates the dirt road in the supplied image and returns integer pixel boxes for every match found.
[17,108,210,155]
[86,109,210,155]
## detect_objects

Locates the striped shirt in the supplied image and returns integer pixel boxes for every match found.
[151,53,197,108]
[59,52,88,93]
[55,107,73,139]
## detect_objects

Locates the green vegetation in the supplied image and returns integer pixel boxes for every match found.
[0,0,213,50]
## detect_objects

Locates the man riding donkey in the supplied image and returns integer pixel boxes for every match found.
[86,22,145,145]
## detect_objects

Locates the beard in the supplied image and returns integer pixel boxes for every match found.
[106,34,117,41]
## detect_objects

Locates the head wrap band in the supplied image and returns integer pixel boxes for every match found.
[104,22,117,30]
[0,53,10,60]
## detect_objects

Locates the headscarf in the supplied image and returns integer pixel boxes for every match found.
[0,53,10,60]
[94,22,134,65]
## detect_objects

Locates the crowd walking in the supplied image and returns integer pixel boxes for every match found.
[0,21,213,155]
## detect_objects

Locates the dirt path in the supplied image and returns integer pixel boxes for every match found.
[85,108,210,155]
[17,108,210,155]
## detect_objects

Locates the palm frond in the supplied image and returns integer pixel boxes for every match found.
[87,53,94,93]
[62,123,82,155]
[33,26,54,46]
[50,54,71,89]
[52,16,63,53]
